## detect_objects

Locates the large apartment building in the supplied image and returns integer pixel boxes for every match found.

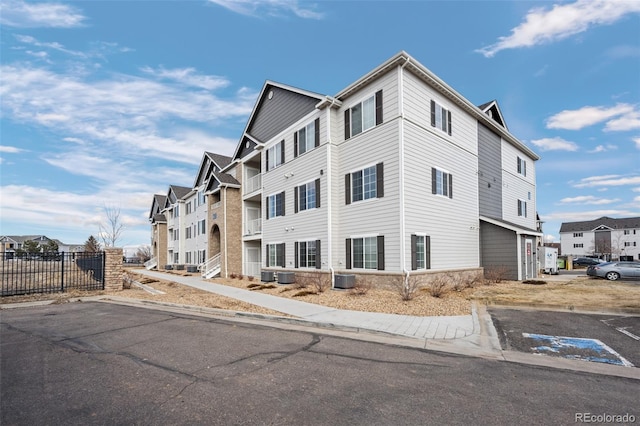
[149,51,540,282]
[560,216,640,261]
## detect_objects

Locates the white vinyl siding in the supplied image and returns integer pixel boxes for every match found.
[403,120,479,271]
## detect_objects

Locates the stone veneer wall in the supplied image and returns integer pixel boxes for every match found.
[224,187,243,277]
[104,247,123,291]
[155,222,167,270]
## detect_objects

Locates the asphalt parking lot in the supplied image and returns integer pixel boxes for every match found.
[489,308,640,367]
[3,301,639,425]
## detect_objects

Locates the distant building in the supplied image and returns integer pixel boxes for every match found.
[559,216,640,261]
[0,235,84,256]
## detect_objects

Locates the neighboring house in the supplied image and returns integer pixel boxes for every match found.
[149,51,540,282]
[560,216,640,261]
[0,235,83,256]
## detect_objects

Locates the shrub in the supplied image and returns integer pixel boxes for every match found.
[237,274,244,280]
[350,277,372,296]
[122,273,133,289]
[484,265,510,284]
[392,275,423,301]
[293,290,316,297]
[308,272,331,293]
[428,275,450,298]
[230,273,237,279]
[247,275,255,282]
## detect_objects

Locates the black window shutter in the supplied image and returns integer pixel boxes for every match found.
[294,242,299,268]
[279,243,285,267]
[431,168,437,194]
[345,239,352,269]
[266,149,270,171]
[447,110,452,135]
[426,236,431,269]
[448,174,453,199]
[430,100,436,127]
[375,90,383,125]
[294,186,299,213]
[294,132,298,158]
[411,234,417,271]
[377,235,385,271]
[281,191,285,217]
[315,179,321,208]
[280,140,285,165]
[315,240,321,269]
[345,173,351,205]
[344,110,351,140]
[314,118,320,147]
[266,245,270,267]
[265,197,269,220]
[376,162,384,198]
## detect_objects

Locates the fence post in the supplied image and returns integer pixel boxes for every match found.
[103,248,124,291]
[61,252,65,292]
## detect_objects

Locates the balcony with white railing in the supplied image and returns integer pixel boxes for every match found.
[211,201,221,210]
[245,218,262,236]
[243,174,262,196]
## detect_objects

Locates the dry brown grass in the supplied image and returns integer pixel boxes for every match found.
[472,276,640,311]
[3,271,638,316]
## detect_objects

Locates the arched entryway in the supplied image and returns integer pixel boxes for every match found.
[209,225,221,258]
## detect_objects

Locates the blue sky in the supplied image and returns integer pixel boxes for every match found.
[1,0,639,248]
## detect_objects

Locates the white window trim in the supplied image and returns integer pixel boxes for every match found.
[347,91,378,137]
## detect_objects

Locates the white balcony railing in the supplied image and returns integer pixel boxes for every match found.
[245,218,262,235]
[211,201,221,209]
[244,174,262,195]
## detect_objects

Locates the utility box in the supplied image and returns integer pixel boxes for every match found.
[277,272,295,284]
[261,270,275,282]
[540,247,558,275]
[334,274,356,289]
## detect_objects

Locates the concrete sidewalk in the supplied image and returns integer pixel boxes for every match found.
[135,270,489,346]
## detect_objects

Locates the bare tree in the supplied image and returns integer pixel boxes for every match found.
[136,245,152,263]
[99,205,125,248]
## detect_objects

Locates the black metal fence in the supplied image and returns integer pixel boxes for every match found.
[1,252,105,296]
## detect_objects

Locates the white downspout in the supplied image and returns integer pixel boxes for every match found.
[326,105,335,288]
[399,57,411,284]
[224,186,228,278]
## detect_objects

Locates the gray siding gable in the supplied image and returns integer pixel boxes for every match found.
[560,216,640,233]
[478,123,503,219]
[248,85,321,143]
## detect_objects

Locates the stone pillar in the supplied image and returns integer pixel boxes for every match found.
[104,247,123,291]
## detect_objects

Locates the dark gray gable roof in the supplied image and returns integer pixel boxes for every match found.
[153,213,167,223]
[194,152,234,187]
[166,185,192,205]
[1,235,49,244]
[560,216,640,233]
[149,194,167,219]
[205,171,240,192]
[232,80,324,161]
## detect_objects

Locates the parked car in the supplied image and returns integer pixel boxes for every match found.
[572,257,603,267]
[587,262,640,281]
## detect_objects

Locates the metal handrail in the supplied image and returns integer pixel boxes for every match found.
[199,253,221,277]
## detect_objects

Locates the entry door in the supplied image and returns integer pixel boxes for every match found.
[525,239,533,279]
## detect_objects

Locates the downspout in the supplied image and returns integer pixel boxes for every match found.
[399,57,411,285]
[224,185,228,278]
[325,104,335,288]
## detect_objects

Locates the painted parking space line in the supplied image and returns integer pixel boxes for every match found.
[522,333,634,367]
[614,327,640,341]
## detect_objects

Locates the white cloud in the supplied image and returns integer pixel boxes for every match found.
[546,104,635,130]
[0,64,254,164]
[634,137,640,150]
[0,145,24,153]
[476,0,640,57]
[530,137,578,151]
[141,66,230,91]
[209,0,323,19]
[605,111,640,131]
[559,195,620,205]
[587,144,617,153]
[573,174,640,188]
[0,0,86,28]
